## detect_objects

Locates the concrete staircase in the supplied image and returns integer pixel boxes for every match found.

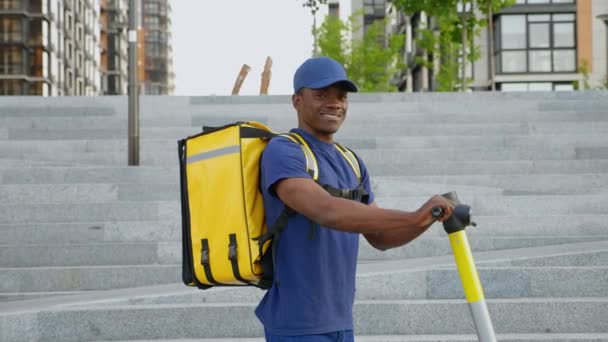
[1,92,608,341]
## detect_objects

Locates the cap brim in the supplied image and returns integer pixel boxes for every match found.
[307,78,359,92]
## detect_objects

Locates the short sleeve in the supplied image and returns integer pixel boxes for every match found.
[356,154,375,205]
[260,137,312,197]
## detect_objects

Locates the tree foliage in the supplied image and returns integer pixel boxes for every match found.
[300,0,328,16]
[315,13,405,92]
[392,0,515,91]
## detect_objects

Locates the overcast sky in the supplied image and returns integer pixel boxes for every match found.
[171,1,350,96]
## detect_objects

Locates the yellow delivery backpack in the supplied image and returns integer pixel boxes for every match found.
[177,121,368,290]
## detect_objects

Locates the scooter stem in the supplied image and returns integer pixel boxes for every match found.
[434,192,497,342]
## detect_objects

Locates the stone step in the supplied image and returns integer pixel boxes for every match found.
[0,265,180,292]
[9,157,607,177]
[0,291,92,302]
[2,241,605,294]
[456,215,608,237]
[5,264,606,299]
[0,181,502,204]
[4,146,608,168]
[0,158,54,167]
[356,148,608,162]
[3,165,607,186]
[2,234,606,267]
[0,93,605,115]
[0,91,604,107]
[0,201,169,224]
[6,121,608,140]
[4,144,608,165]
[358,236,608,261]
[0,183,180,204]
[377,194,608,215]
[0,220,180,244]
[2,194,608,224]
[4,108,608,131]
[90,334,608,342]
[381,174,608,196]
[0,167,608,191]
[12,174,608,204]
[483,251,608,267]
[1,298,606,341]
[0,166,178,185]
[341,135,608,150]
[366,159,608,176]
[2,134,607,154]
[87,266,608,305]
[0,241,174,267]
[1,214,606,245]
[199,110,608,125]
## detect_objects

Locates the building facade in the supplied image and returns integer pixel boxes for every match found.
[141,0,174,95]
[0,0,100,95]
[100,0,128,95]
[379,0,608,91]
[489,0,607,91]
[0,0,173,96]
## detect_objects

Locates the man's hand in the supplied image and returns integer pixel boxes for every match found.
[415,195,456,227]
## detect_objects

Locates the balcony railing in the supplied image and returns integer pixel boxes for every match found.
[0,64,25,75]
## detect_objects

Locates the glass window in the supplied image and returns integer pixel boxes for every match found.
[529,23,550,48]
[0,80,23,95]
[0,0,22,10]
[497,11,576,74]
[553,22,574,47]
[146,44,161,57]
[554,83,574,91]
[528,15,550,22]
[501,83,528,91]
[529,83,552,91]
[553,49,575,71]
[144,2,159,13]
[553,14,575,21]
[0,47,23,74]
[529,50,552,72]
[501,16,526,49]
[144,16,159,29]
[29,48,49,78]
[502,51,526,72]
[0,18,22,42]
[146,30,160,41]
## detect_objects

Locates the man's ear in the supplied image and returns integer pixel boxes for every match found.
[292,93,301,110]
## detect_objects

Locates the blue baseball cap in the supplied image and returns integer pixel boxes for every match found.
[293,56,358,93]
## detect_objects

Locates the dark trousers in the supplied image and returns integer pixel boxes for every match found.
[264,329,354,342]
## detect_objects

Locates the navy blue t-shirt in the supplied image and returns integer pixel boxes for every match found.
[255,128,375,336]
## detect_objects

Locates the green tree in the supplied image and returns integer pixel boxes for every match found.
[392,0,515,91]
[316,14,348,65]
[300,0,327,15]
[299,0,328,55]
[574,59,591,90]
[315,13,405,92]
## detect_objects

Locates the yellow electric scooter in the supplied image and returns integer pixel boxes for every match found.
[432,192,497,342]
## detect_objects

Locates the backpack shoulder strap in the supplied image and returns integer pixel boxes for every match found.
[277,133,319,181]
[334,142,362,182]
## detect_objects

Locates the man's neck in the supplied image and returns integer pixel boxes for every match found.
[297,127,334,144]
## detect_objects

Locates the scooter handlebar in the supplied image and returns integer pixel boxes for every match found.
[432,192,477,233]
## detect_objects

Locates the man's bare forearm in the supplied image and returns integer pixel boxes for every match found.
[316,196,425,235]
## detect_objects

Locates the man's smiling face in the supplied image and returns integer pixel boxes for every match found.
[293,84,349,143]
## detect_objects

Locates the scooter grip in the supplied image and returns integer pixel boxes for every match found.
[431,206,444,218]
